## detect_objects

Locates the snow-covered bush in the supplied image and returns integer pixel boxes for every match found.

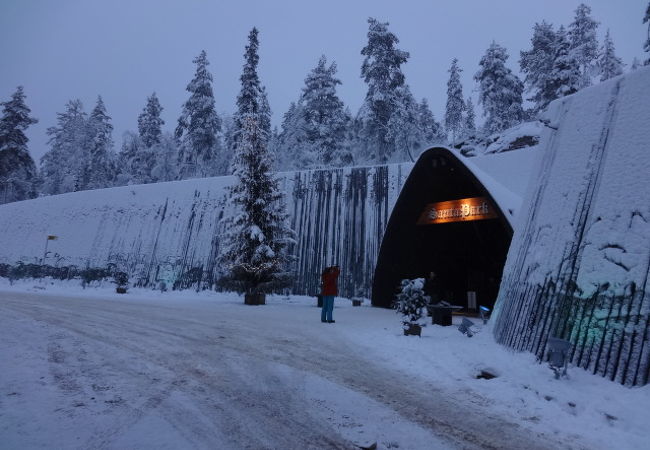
[393,278,430,327]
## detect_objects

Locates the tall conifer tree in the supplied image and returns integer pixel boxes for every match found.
[86,96,114,189]
[549,26,582,100]
[520,21,558,112]
[475,42,524,134]
[176,50,222,179]
[230,28,271,173]
[598,29,624,81]
[41,100,88,194]
[569,3,599,88]
[138,92,164,147]
[301,55,348,167]
[359,18,409,163]
[0,86,39,203]
[445,58,465,142]
[643,2,650,66]
[220,28,294,299]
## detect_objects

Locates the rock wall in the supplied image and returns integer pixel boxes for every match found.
[492,68,650,386]
[0,163,413,299]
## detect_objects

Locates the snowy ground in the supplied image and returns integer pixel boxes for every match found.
[1,280,648,450]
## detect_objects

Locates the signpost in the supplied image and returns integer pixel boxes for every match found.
[417,196,498,225]
[43,235,58,262]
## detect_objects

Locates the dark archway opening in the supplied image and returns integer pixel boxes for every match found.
[372,147,513,309]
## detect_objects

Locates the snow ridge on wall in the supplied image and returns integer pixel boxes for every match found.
[0,163,413,299]
[493,67,650,386]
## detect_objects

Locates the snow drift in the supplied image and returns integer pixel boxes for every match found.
[493,66,650,386]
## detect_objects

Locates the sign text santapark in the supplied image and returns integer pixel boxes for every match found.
[417,197,498,225]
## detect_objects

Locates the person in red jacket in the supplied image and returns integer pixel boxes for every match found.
[321,265,340,323]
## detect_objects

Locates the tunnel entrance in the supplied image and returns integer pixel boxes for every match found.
[372,147,513,310]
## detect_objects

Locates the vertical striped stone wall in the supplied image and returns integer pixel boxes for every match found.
[492,69,650,386]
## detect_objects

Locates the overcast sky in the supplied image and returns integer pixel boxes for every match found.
[1,0,647,161]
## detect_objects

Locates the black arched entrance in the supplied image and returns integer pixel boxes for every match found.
[372,147,514,309]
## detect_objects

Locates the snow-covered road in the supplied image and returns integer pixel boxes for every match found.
[0,290,597,449]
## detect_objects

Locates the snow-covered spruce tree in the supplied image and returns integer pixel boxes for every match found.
[549,26,582,100]
[520,21,558,112]
[85,96,115,190]
[41,99,89,195]
[229,28,272,173]
[359,18,410,164]
[394,278,430,332]
[175,50,222,179]
[417,99,445,147]
[275,100,312,170]
[643,2,650,66]
[138,92,164,148]
[462,97,476,138]
[445,58,465,143]
[386,85,422,162]
[0,86,39,204]
[115,93,174,185]
[219,116,294,300]
[301,55,349,167]
[598,29,624,81]
[474,42,525,135]
[569,3,599,88]
[150,132,179,182]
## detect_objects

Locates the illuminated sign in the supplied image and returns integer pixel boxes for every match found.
[417,197,498,225]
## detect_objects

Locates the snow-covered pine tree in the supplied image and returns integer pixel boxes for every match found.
[445,58,465,143]
[598,29,624,81]
[115,131,140,185]
[417,99,445,147]
[386,85,422,162]
[138,92,164,148]
[569,3,599,88]
[463,97,476,138]
[85,96,115,190]
[630,57,641,71]
[0,86,39,204]
[301,55,348,167]
[276,100,312,170]
[150,132,179,182]
[643,2,650,66]
[474,42,525,134]
[520,21,558,112]
[116,93,172,185]
[115,131,155,186]
[219,116,295,299]
[175,50,222,179]
[549,26,582,100]
[230,28,272,173]
[41,99,89,195]
[359,18,410,164]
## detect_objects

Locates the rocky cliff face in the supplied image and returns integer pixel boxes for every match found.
[0,163,413,299]
[493,68,650,386]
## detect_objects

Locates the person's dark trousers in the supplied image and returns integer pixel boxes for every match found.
[321,295,334,322]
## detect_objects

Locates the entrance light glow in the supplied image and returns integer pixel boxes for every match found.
[417,196,498,225]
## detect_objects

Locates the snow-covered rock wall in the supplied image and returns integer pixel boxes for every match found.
[0,164,412,299]
[493,67,650,386]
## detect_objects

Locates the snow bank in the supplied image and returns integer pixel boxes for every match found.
[493,67,650,386]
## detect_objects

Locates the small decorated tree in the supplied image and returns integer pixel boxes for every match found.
[394,278,430,336]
